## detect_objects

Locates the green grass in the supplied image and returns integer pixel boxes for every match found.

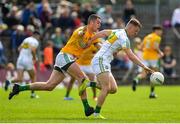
[0,85,180,123]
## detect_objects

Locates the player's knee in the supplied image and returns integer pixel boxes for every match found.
[109,87,117,94]
[77,73,86,81]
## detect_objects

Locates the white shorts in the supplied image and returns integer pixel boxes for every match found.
[54,52,76,72]
[80,65,94,74]
[16,57,34,70]
[92,57,111,75]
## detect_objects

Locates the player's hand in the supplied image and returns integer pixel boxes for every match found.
[143,66,154,74]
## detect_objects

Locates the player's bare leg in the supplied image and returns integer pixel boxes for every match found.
[9,70,65,99]
[94,72,117,119]
[66,62,94,116]
[86,73,97,101]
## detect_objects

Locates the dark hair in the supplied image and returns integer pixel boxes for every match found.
[33,30,40,35]
[87,14,101,24]
[152,25,163,31]
[128,18,142,28]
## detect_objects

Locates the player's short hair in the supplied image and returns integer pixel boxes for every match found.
[87,14,101,24]
[33,30,40,35]
[128,18,142,28]
[152,25,163,31]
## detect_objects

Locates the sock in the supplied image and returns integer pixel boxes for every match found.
[65,90,70,97]
[134,75,141,84]
[19,84,30,91]
[31,90,35,94]
[95,105,101,113]
[82,78,89,84]
[82,99,90,111]
[87,81,96,88]
[151,86,154,93]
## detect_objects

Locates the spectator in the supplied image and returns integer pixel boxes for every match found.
[171,5,180,27]
[71,3,82,19]
[112,17,125,29]
[43,41,53,70]
[123,0,136,24]
[11,25,26,63]
[161,45,176,77]
[11,25,26,49]
[21,2,37,26]
[111,51,131,70]
[98,5,114,28]
[36,0,52,18]
[71,11,82,28]
[55,0,72,18]
[3,5,20,30]
[39,3,52,28]
[5,63,17,85]
[63,28,72,43]
[58,9,75,31]
[0,40,7,68]
[51,27,65,55]
[133,37,143,73]
[81,3,95,25]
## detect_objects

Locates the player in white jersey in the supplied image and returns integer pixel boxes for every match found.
[5,31,40,98]
[85,19,154,119]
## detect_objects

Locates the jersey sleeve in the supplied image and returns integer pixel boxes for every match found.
[31,39,39,48]
[154,37,161,49]
[118,32,131,49]
[121,38,130,49]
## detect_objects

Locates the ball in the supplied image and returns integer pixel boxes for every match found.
[150,72,164,85]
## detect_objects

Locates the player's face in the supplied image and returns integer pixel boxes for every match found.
[129,26,140,38]
[156,30,163,36]
[92,18,101,32]
[35,34,40,41]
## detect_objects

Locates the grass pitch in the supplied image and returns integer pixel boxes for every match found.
[0,85,180,123]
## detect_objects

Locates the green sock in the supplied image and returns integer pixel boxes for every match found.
[31,90,35,94]
[65,90,70,97]
[19,84,30,91]
[90,82,96,88]
[95,105,101,113]
[151,86,155,93]
[134,76,141,84]
[82,99,90,111]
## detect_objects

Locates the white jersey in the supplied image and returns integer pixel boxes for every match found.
[93,29,130,63]
[92,29,130,75]
[18,37,39,59]
[17,37,39,70]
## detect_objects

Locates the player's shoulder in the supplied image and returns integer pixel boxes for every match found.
[25,37,39,46]
[74,26,85,33]
[116,29,129,40]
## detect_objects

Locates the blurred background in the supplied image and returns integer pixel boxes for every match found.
[0,0,180,86]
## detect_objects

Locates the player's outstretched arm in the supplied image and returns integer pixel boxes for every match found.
[124,48,154,74]
[85,30,112,48]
